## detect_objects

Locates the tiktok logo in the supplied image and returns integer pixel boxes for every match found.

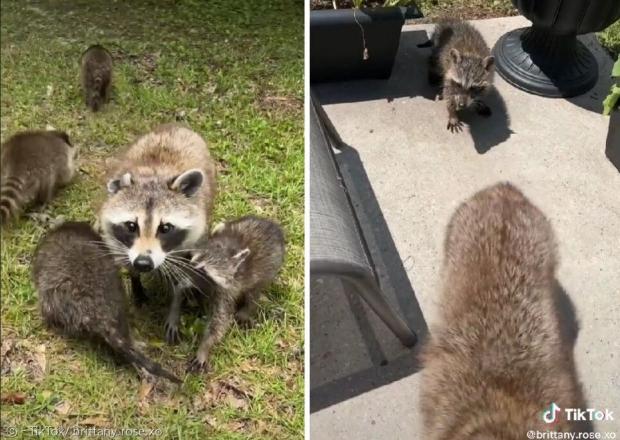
[542,402,561,424]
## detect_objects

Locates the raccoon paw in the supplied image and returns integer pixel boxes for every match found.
[186,356,209,374]
[235,311,255,329]
[164,322,180,345]
[447,118,463,133]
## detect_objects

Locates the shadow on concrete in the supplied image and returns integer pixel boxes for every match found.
[315,27,513,154]
[310,97,428,413]
[552,280,594,434]
[461,87,513,154]
[552,280,580,349]
[310,335,425,413]
[315,29,435,105]
[336,143,428,338]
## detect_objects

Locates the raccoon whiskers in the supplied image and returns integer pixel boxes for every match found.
[168,248,204,256]
[166,255,211,284]
[160,261,178,286]
[85,240,129,261]
[162,260,197,292]
[157,262,175,289]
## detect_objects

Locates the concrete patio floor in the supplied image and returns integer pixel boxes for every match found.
[311,16,620,438]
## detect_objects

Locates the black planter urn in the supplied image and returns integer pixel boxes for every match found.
[311,7,415,83]
[493,0,620,97]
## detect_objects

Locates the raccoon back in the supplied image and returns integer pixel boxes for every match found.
[113,124,216,185]
[420,183,583,438]
[81,45,112,111]
[438,183,560,356]
[33,221,181,383]
[432,20,491,71]
[33,221,129,337]
[106,124,217,217]
[227,215,285,286]
[1,131,75,225]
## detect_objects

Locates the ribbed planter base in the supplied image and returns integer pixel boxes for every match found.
[493,26,598,98]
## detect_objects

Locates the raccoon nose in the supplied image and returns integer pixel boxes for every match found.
[133,255,154,272]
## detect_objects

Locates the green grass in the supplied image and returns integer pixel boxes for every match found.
[598,19,620,58]
[414,0,516,20]
[417,0,619,57]
[0,1,303,439]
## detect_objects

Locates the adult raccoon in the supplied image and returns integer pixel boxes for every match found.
[97,123,217,343]
[419,183,587,439]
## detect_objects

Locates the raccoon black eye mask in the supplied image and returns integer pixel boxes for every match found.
[157,223,188,252]
[108,220,188,254]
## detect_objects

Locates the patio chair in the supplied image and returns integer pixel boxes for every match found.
[310,93,417,348]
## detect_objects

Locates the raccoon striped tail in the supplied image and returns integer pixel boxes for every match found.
[104,332,181,383]
[1,176,25,225]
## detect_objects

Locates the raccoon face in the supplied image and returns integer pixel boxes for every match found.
[191,235,250,290]
[100,169,207,272]
[446,49,494,110]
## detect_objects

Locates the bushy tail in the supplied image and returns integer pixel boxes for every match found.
[104,331,181,384]
[86,76,104,112]
[1,176,25,225]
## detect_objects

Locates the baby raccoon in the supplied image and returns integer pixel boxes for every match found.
[33,222,181,383]
[186,216,285,372]
[419,183,587,439]
[1,130,76,226]
[81,44,112,112]
[428,20,494,132]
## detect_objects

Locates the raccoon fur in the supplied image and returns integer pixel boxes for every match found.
[32,222,181,383]
[97,123,217,343]
[1,130,76,226]
[186,216,285,372]
[428,20,494,132]
[419,183,587,439]
[81,45,113,112]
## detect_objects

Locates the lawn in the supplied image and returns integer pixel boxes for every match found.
[0,1,303,439]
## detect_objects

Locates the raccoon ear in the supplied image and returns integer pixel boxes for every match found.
[106,172,132,194]
[170,169,204,197]
[449,48,461,63]
[232,248,250,271]
[483,56,494,71]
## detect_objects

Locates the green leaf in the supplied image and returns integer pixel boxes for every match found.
[603,84,620,115]
[383,0,411,5]
[613,57,620,78]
